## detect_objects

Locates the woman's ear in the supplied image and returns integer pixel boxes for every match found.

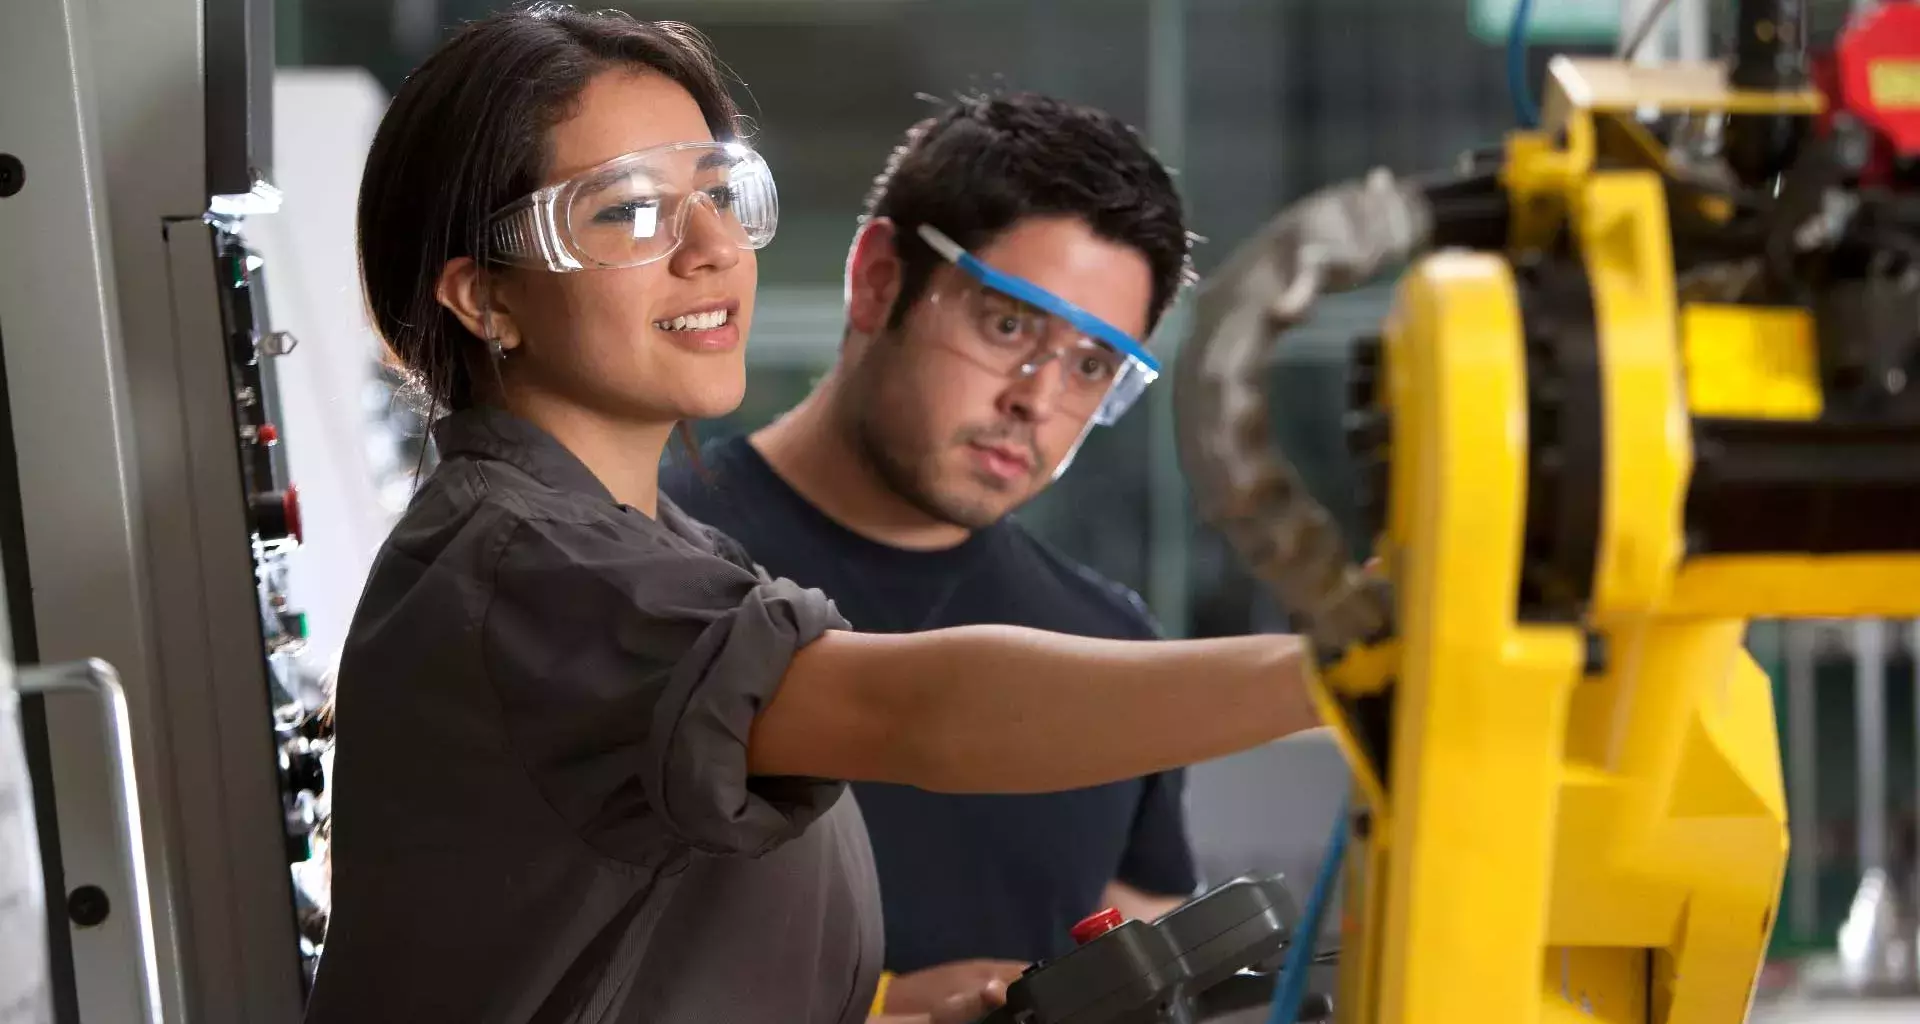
[844,218,903,337]
[434,256,522,355]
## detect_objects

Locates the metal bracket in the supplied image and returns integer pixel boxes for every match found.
[259,330,299,358]
[17,659,162,1024]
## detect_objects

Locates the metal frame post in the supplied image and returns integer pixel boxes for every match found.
[1145,0,1191,636]
[1858,619,1889,876]
[0,0,308,1019]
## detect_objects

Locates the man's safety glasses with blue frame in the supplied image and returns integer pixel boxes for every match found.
[916,224,1160,427]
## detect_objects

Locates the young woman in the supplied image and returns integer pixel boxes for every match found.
[304,6,1320,1024]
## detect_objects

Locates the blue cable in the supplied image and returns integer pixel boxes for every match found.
[1507,0,1539,128]
[1266,795,1351,1024]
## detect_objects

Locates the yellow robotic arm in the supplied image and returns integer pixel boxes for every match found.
[1174,3,1920,1022]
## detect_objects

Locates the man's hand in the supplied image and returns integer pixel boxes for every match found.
[883,960,1024,1018]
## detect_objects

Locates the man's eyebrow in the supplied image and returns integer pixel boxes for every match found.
[977,284,1045,317]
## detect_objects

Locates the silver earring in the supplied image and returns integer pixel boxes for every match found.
[487,336,505,361]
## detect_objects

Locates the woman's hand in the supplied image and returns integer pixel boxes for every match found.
[924,972,1012,1024]
[866,961,1018,1024]
[885,960,1023,1018]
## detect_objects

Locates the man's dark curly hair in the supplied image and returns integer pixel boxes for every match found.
[861,92,1195,335]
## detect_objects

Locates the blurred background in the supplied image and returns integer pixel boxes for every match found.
[249,0,1915,1017]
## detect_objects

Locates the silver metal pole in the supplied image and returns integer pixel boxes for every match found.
[1621,0,1667,63]
[1856,619,1889,875]
[1786,620,1820,939]
[1144,0,1191,636]
[1674,0,1709,62]
[18,660,161,1024]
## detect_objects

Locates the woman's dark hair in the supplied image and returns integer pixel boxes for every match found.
[358,2,740,413]
[862,92,1195,336]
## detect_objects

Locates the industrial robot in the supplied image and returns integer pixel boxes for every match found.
[984,1,1920,1021]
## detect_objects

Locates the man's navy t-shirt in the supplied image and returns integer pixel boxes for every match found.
[663,436,1197,972]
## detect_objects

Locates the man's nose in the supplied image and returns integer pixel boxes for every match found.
[998,354,1064,422]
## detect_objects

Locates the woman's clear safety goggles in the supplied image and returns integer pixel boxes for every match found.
[488,141,777,272]
[917,224,1159,427]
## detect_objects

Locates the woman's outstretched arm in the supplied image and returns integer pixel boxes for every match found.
[749,626,1317,793]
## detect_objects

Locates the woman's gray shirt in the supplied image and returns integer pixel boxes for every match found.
[304,407,883,1023]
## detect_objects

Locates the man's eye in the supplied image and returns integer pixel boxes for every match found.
[984,312,1046,347]
[1075,355,1118,383]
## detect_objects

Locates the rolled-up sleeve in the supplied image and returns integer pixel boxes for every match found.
[481,513,849,864]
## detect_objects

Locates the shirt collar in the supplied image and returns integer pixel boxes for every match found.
[431,406,617,505]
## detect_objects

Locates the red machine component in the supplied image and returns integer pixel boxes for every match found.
[1813,1,1920,186]
[1837,1,1920,156]
[283,482,303,545]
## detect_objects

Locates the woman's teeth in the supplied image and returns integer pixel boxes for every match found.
[655,309,729,332]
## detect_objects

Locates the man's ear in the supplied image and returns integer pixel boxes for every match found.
[844,218,903,337]
[434,256,522,354]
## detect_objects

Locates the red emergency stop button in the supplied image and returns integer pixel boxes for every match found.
[1070,908,1124,945]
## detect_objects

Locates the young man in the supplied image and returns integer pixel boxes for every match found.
[663,92,1198,1017]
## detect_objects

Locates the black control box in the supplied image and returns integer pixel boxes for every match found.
[977,875,1323,1024]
